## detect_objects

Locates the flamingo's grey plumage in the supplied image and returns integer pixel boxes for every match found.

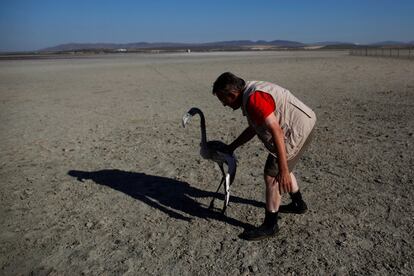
[182,107,237,214]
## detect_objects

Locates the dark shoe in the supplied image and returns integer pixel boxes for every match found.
[240,223,279,241]
[279,200,308,214]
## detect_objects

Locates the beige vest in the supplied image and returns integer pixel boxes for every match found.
[241,81,316,160]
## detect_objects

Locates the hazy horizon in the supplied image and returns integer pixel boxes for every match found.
[1,0,413,52]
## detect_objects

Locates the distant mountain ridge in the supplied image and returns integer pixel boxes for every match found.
[40,40,306,52]
[40,40,414,52]
[369,41,414,46]
[310,41,352,46]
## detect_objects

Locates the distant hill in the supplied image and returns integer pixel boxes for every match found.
[310,41,355,46]
[39,39,414,53]
[40,39,306,52]
[368,41,410,46]
[319,43,359,49]
[41,42,191,52]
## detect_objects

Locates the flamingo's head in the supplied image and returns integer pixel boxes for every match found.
[182,112,192,128]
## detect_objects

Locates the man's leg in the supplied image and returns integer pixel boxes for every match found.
[279,172,308,214]
[265,174,281,212]
[241,174,280,241]
[290,172,299,193]
[279,130,315,213]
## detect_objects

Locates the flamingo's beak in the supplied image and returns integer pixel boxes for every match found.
[182,113,192,128]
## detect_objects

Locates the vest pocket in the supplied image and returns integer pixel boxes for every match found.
[285,127,303,159]
[289,100,313,118]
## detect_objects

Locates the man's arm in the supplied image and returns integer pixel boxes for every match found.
[264,113,292,193]
[228,126,256,153]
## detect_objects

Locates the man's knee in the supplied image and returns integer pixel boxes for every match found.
[264,174,278,188]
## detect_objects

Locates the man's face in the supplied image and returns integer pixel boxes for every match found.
[216,90,241,110]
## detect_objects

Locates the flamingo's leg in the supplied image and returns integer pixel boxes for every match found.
[222,172,231,214]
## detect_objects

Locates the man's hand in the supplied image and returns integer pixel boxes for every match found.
[277,171,293,194]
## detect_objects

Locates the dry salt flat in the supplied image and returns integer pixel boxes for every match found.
[0,51,413,275]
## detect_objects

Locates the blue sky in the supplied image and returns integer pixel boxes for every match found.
[1,0,413,51]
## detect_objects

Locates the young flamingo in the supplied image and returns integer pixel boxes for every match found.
[182,107,237,214]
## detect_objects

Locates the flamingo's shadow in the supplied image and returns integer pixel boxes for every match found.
[68,169,264,229]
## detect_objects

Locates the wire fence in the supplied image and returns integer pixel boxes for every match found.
[350,48,413,59]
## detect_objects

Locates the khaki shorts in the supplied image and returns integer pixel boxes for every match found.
[264,130,314,177]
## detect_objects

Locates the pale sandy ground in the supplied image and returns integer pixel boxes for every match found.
[0,51,413,275]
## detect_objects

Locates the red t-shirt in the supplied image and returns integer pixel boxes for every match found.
[247,91,275,125]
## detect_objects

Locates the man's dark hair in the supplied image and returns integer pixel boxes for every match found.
[212,72,245,95]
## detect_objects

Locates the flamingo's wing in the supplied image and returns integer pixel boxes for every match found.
[215,152,236,214]
[221,153,237,185]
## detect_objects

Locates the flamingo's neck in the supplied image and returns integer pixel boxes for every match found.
[198,112,207,145]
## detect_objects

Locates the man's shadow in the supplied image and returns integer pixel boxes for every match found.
[68,169,264,229]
